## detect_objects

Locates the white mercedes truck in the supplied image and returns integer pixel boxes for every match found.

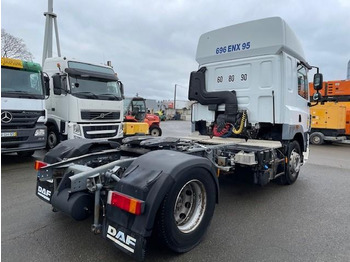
[36,17,323,261]
[1,57,49,156]
[43,57,125,149]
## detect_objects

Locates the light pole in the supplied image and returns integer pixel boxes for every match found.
[174,84,187,111]
[42,0,61,66]
[174,84,177,110]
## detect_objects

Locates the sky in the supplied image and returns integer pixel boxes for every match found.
[1,0,350,102]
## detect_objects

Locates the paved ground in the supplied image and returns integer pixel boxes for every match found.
[2,120,350,262]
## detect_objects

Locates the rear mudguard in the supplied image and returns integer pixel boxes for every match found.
[43,138,120,164]
[103,150,218,259]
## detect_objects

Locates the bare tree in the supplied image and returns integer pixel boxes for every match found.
[1,29,34,61]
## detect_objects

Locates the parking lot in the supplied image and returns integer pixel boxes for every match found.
[2,120,350,262]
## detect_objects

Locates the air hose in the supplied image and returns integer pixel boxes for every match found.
[233,111,246,134]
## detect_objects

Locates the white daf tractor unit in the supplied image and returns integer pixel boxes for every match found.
[189,16,321,174]
[36,17,323,261]
[43,57,125,149]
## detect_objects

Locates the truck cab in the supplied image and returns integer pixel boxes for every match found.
[190,17,317,159]
[1,57,48,156]
[43,57,125,149]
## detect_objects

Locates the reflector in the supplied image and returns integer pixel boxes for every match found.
[34,160,48,170]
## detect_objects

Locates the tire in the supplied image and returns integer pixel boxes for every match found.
[155,167,216,253]
[310,132,324,145]
[47,125,60,150]
[278,141,302,185]
[17,150,35,157]
[149,126,162,137]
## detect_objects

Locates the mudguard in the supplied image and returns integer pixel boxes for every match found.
[103,150,218,260]
[44,138,120,164]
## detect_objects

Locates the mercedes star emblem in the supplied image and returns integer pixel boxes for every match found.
[1,111,13,123]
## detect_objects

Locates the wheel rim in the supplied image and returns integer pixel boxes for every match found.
[312,135,321,144]
[48,131,57,149]
[289,149,301,178]
[173,179,207,233]
[150,128,160,136]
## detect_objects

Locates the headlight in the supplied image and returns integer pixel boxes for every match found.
[73,124,81,135]
[34,129,46,136]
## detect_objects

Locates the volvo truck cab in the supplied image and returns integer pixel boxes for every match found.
[43,57,124,149]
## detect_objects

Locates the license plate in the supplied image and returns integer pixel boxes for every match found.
[1,131,17,137]
[36,179,54,203]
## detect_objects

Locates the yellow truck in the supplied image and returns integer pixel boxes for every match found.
[310,102,347,144]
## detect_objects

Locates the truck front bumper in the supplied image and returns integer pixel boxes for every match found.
[1,125,47,153]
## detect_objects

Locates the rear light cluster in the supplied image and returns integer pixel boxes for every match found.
[108,191,144,215]
[34,160,48,170]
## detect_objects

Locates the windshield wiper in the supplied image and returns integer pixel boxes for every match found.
[74,91,99,99]
[98,93,122,100]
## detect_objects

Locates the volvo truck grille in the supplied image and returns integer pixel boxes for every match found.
[81,111,120,120]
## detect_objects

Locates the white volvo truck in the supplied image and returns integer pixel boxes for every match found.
[36,17,323,261]
[43,57,125,149]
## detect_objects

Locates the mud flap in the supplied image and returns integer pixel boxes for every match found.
[36,179,54,203]
[103,219,146,261]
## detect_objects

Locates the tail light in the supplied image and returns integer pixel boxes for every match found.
[108,191,145,215]
[34,160,48,170]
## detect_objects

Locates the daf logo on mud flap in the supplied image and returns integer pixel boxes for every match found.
[37,186,51,201]
[106,225,136,253]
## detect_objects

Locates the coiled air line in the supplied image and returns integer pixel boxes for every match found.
[233,111,247,135]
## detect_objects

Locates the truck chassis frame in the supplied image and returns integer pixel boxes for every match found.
[36,135,299,260]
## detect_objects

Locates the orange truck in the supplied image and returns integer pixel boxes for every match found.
[309,80,350,144]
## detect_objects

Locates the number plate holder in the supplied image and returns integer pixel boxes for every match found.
[1,132,17,137]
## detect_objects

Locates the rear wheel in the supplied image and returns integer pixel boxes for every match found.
[310,132,324,145]
[278,141,302,185]
[47,125,60,150]
[156,167,216,253]
[149,126,162,136]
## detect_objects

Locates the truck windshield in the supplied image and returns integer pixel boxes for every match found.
[69,76,122,100]
[1,68,44,99]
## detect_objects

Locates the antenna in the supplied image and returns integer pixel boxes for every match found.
[42,0,61,65]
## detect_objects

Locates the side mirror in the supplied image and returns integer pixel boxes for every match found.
[52,74,68,95]
[52,74,62,95]
[44,76,50,97]
[118,81,125,99]
[313,73,323,91]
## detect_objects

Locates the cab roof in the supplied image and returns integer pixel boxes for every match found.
[196,17,306,65]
